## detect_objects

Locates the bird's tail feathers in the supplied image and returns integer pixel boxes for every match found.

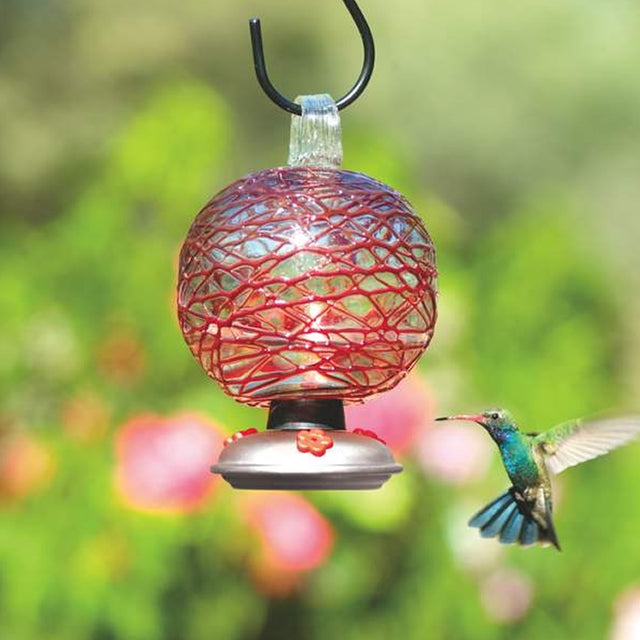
[468,487,561,550]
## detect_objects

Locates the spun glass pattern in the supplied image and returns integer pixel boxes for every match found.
[178,167,437,406]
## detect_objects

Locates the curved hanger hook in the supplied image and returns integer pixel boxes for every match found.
[249,0,375,115]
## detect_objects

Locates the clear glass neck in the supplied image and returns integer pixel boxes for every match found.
[287,94,343,169]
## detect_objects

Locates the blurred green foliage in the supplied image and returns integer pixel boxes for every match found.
[1,1,640,639]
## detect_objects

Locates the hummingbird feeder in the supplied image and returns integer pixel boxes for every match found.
[177,0,438,490]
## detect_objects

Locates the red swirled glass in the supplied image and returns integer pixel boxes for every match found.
[177,167,437,407]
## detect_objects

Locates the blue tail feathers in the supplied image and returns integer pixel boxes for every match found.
[468,487,561,550]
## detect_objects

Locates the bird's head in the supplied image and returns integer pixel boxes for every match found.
[436,409,517,442]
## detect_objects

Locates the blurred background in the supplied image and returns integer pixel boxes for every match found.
[1,0,640,638]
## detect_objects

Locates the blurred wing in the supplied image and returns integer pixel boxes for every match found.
[534,416,640,475]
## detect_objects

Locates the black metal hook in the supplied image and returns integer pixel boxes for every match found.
[249,0,375,115]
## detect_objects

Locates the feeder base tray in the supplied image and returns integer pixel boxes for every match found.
[211,430,402,491]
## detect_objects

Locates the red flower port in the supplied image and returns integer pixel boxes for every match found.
[353,428,386,444]
[296,429,334,457]
[224,428,258,447]
[114,412,225,514]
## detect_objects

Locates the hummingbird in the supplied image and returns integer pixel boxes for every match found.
[436,409,640,550]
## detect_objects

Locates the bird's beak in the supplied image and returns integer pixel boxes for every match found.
[435,414,486,425]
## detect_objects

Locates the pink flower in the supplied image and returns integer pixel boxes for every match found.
[611,586,640,640]
[415,421,492,485]
[114,412,225,513]
[244,492,334,571]
[480,568,534,623]
[345,375,432,456]
[296,429,334,457]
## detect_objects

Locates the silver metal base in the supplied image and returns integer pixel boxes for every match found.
[212,430,402,490]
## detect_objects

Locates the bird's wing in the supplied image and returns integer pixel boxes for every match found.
[534,416,640,475]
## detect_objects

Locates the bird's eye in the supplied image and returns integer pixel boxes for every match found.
[490,412,500,420]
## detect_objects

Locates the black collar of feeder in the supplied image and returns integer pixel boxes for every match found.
[267,399,345,431]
